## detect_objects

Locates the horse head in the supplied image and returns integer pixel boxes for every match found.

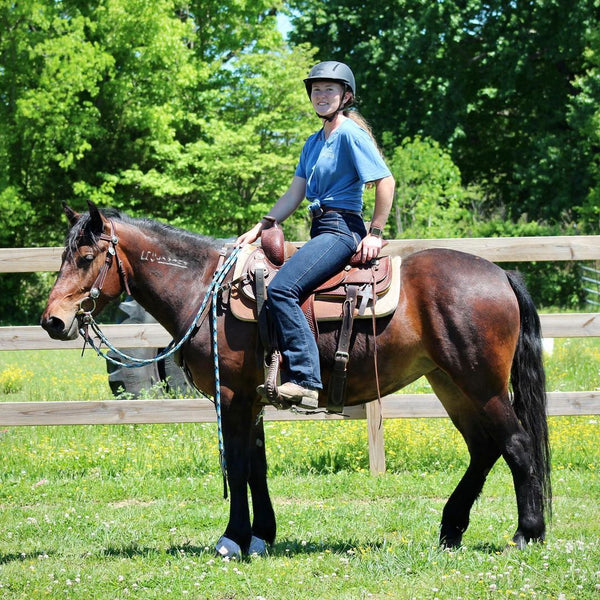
[41,201,131,340]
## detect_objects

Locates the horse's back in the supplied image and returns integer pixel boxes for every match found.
[401,248,517,313]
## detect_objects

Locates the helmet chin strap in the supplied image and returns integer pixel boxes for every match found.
[318,111,338,122]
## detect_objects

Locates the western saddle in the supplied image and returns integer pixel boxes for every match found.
[226,223,401,412]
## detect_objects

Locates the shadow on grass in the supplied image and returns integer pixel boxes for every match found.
[97,542,212,559]
[0,551,47,565]
[267,538,384,557]
[0,538,507,566]
[96,539,380,560]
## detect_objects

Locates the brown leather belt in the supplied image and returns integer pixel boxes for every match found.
[310,205,363,219]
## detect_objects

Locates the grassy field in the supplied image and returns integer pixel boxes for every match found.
[0,340,599,599]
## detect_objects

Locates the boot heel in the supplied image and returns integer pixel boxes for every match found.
[298,395,319,409]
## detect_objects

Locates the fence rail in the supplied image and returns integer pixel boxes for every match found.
[2,236,600,474]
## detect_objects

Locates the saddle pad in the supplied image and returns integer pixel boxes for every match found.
[229,244,401,322]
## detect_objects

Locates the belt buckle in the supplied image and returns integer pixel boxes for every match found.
[309,204,324,218]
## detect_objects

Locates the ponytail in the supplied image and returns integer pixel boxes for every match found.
[344,107,384,156]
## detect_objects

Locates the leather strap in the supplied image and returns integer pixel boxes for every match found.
[89,219,132,299]
[327,285,358,413]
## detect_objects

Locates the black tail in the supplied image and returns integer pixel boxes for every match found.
[506,271,552,520]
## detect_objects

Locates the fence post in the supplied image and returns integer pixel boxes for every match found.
[366,400,386,474]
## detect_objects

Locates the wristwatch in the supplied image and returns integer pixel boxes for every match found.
[369,226,384,238]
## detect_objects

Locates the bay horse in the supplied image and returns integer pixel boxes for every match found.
[41,202,551,556]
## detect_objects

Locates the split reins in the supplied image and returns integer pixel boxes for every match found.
[75,225,241,498]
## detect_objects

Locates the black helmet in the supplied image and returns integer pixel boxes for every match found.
[304,61,356,98]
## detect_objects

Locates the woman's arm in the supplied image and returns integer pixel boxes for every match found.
[235,176,307,247]
[355,174,396,262]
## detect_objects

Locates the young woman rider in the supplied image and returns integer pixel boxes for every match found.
[235,61,395,409]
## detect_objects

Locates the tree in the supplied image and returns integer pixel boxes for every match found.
[387,136,473,238]
[570,25,600,233]
[115,44,318,237]
[0,0,316,323]
[288,0,599,224]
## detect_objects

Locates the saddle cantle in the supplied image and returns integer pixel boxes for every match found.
[228,226,401,323]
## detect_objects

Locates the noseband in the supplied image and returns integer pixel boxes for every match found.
[78,219,132,315]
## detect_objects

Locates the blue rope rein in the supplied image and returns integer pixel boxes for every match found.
[78,245,242,499]
[80,247,241,369]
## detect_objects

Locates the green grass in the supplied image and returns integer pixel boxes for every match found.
[0,340,599,598]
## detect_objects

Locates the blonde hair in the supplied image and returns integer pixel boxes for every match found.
[344,106,383,156]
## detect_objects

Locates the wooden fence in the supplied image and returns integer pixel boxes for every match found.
[2,236,600,474]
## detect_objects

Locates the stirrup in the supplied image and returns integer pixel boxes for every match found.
[257,351,291,410]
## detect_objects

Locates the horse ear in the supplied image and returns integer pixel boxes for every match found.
[62,202,81,227]
[87,200,105,235]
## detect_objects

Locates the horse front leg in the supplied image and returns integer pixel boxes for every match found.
[248,411,276,553]
[215,398,254,559]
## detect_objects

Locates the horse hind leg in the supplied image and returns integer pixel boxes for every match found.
[492,408,547,548]
[428,369,546,549]
[427,369,502,548]
[440,448,501,548]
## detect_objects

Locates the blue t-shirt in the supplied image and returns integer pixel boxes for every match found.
[295,118,391,212]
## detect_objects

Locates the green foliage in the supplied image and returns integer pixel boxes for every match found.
[0,0,318,323]
[387,136,474,238]
[0,0,315,243]
[289,0,599,225]
[2,1,599,325]
[571,24,600,233]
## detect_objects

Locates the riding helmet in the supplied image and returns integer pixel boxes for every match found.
[303,61,356,98]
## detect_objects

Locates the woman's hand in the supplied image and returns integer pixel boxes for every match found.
[355,233,383,263]
[235,222,263,247]
[235,176,307,247]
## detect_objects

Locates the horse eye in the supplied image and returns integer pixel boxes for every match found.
[76,250,95,266]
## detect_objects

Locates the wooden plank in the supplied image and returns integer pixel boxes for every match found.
[4,313,600,351]
[2,236,600,273]
[0,398,219,426]
[0,398,366,426]
[366,400,386,475]
[0,323,172,350]
[0,247,64,273]
[539,313,600,338]
[379,391,600,418]
[384,235,600,262]
[0,392,597,426]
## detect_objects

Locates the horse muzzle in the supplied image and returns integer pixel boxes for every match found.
[40,311,80,340]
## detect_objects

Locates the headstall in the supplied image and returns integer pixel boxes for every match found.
[77,219,132,316]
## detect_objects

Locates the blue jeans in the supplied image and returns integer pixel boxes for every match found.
[266,211,366,389]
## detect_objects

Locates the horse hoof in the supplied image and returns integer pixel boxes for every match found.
[215,536,242,559]
[507,534,528,550]
[248,536,268,556]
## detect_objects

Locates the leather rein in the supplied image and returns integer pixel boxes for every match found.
[73,228,239,499]
[74,221,239,370]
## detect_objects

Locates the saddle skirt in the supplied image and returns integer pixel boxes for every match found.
[228,242,401,323]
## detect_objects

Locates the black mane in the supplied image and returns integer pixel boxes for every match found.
[66,207,223,259]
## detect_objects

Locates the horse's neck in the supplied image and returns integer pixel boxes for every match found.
[119,223,221,338]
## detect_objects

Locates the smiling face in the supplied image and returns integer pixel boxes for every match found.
[310,80,351,118]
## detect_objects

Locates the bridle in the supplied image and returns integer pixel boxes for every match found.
[77,219,132,316]
[74,221,240,369]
